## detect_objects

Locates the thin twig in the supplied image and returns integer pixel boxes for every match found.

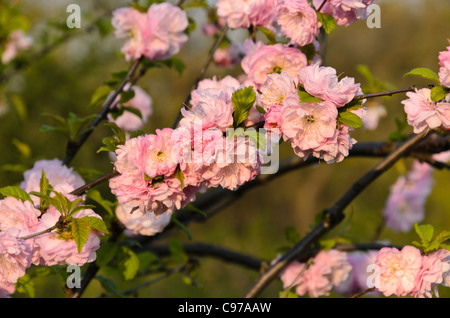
[18,224,58,240]
[349,287,376,298]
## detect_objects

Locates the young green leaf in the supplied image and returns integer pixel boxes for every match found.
[317,12,337,34]
[71,218,92,253]
[183,203,207,218]
[118,246,140,281]
[96,241,119,267]
[284,226,301,245]
[95,275,125,298]
[0,186,34,204]
[89,85,112,108]
[430,85,449,102]
[338,111,363,128]
[298,90,323,103]
[403,68,440,84]
[256,26,277,44]
[15,274,35,298]
[86,189,116,216]
[173,167,185,189]
[78,216,109,235]
[232,86,256,127]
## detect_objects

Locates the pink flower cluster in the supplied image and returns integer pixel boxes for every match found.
[383,151,450,232]
[280,249,352,297]
[258,64,363,163]
[402,88,450,133]
[216,0,277,30]
[109,76,264,231]
[0,159,104,297]
[112,3,188,61]
[374,246,450,298]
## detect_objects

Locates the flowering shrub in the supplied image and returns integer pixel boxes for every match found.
[0,0,449,299]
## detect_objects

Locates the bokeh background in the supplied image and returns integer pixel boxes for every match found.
[0,0,449,298]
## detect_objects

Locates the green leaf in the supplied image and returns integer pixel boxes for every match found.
[95,275,124,298]
[71,218,92,253]
[173,167,185,189]
[78,216,109,235]
[96,242,119,267]
[169,238,188,262]
[317,12,336,34]
[255,105,266,114]
[181,0,207,9]
[244,129,266,151]
[118,246,140,281]
[279,290,298,298]
[338,111,363,128]
[119,90,135,104]
[171,216,192,240]
[0,186,33,204]
[256,26,276,44]
[403,68,440,84]
[430,85,449,102]
[121,106,143,119]
[15,274,35,298]
[232,86,256,127]
[414,223,434,248]
[298,90,323,103]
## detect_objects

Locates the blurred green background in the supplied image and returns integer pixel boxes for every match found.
[1,0,449,298]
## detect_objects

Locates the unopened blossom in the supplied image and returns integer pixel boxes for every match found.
[216,0,277,30]
[112,3,188,61]
[276,0,319,47]
[115,204,171,236]
[241,40,307,88]
[402,88,450,133]
[0,229,33,288]
[298,64,361,107]
[1,29,33,64]
[438,46,450,88]
[375,246,422,297]
[33,206,103,266]
[108,85,153,131]
[213,42,244,68]
[281,249,352,297]
[313,0,375,27]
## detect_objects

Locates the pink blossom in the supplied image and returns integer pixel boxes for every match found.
[375,246,422,297]
[213,42,244,68]
[0,197,40,235]
[411,250,446,298]
[281,250,351,297]
[438,46,450,88]
[180,87,235,132]
[1,29,33,64]
[20,158,85,206]
[335,251,378,296]
[298,64,361,107]
[257,71,298,111]
[276,0,319,47]
[241,40,307,88]
[199,135,261,190]
[145,3,189,61]
[402,88,450,133]
[115,204,171,236]
[0,284,15,298]
[316,124,357,163]
[112,3,188,61]
[110,130,198,214]
[190,75,241,108]
[281,98,338,159]
[112,7,148,61]
[33,206,102,266]
[264,105,283,134]
[216,0,277,30]
[313,0,375,27]
[383,160,434,232]
[362,102,387,130]
[0,229,33,288]
[201,23,219,37]
[108,85,153,131]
